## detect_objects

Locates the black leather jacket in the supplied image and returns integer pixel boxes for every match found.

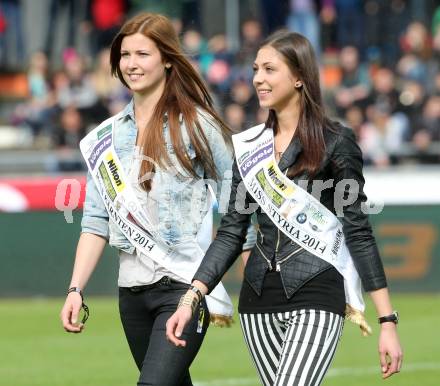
[194,125,387,298]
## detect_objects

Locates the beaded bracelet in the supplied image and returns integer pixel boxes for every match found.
[178,292,199,315]
[189,285,203,302]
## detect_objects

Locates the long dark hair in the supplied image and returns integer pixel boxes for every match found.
[110,13,231,190]
[262,30,334,178]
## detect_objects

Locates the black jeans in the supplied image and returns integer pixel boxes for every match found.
[119,278,210,386]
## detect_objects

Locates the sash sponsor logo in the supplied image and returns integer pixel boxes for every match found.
[105,153,125,192]
[239,144,273,177]
[266,160,295,195]
[305,203,327,225]
[99,162,117,201]
[88,135,112,170]
[248,136,272,155]
[296,213,307,224]
[237,151,250,165]
[332,229,343,256]
[97,124,112,140]
[267,203,327,254]
[255,169,285,208]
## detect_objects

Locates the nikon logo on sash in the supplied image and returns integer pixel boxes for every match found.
[105,153,125,192]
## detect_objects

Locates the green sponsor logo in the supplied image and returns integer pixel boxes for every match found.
[305,203,327,225]
[238,151,250,165]
[256,169,285,208]
[99,162,117,201]
[97,124,112,140]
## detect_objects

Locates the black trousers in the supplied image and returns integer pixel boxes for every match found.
[119,278,210,386]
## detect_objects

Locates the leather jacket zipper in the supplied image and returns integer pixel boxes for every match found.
[275,246,303,272]
[275,228,281,257]
[257,228,264,244]
[256,243,273,271]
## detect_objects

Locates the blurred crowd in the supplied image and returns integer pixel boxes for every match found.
[0,0,439,171]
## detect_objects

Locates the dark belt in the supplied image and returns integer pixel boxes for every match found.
[128,276,174,292]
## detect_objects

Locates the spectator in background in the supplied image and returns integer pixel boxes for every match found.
[427,19,440,95]
[181,28,212,76]
[410,95,440,163]
[334,0,365,53]
[223,103,246,132]
[361,68,412,159]
[83,0,127,56]
[54,105,85,149]
[51,105,87,171]
[259,0,288,34]
[344,104,365,139]
[12,51,52,136]
[433,5,440,37]
[0,0,25,69]
[360,102,408,167]
[319,0,337,53]
[364,67,401,115]
[364,0,410,66]
[333,45,370,115]
[205,34,234,95]
[232,18,263,84]
[225,79,259,128]
[90,48,130,115]
[397,21,432,87]
[56,49,108,129]
[433,72,440,97]
[44,0,79,62]
[286,0,321,57]
[57,49,97,110]
[398,79,427,139]
[129,0,200,31]
[400,20,432,61]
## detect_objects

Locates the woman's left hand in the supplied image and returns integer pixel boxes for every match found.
[378,323,403,379]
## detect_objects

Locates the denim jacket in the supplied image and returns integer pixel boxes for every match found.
[81,100,256,253]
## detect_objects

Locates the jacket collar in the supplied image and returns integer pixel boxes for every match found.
[118,99,135,122]
[277,135,302,171]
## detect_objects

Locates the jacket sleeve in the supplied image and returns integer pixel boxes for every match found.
[81,171,110,239]
[331,127,387,291]
[193,160,254,293]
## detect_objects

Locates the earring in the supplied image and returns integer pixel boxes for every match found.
[165,63,171,69]
[295,81,302,88]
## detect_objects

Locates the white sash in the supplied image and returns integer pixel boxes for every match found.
[232,125,371,334]
[80,114,233,321]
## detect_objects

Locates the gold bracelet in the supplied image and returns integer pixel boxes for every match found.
[178,292,199,315]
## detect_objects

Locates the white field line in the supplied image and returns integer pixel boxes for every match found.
[194,362,440,386]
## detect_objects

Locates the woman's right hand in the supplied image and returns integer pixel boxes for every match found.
[60,292,84,333]
[166,305,193,347]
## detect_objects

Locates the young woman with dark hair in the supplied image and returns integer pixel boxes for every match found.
[60,13,255,386]
[167,30,403,386]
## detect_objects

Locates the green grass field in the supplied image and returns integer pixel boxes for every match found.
[1,294,439,386]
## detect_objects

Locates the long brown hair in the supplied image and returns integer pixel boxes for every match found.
[262,30,335,178]
[110,13,231,190]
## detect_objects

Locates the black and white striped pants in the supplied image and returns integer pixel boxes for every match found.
[239,309,344,386]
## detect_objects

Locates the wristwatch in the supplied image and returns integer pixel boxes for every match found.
[378,311,399,324]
